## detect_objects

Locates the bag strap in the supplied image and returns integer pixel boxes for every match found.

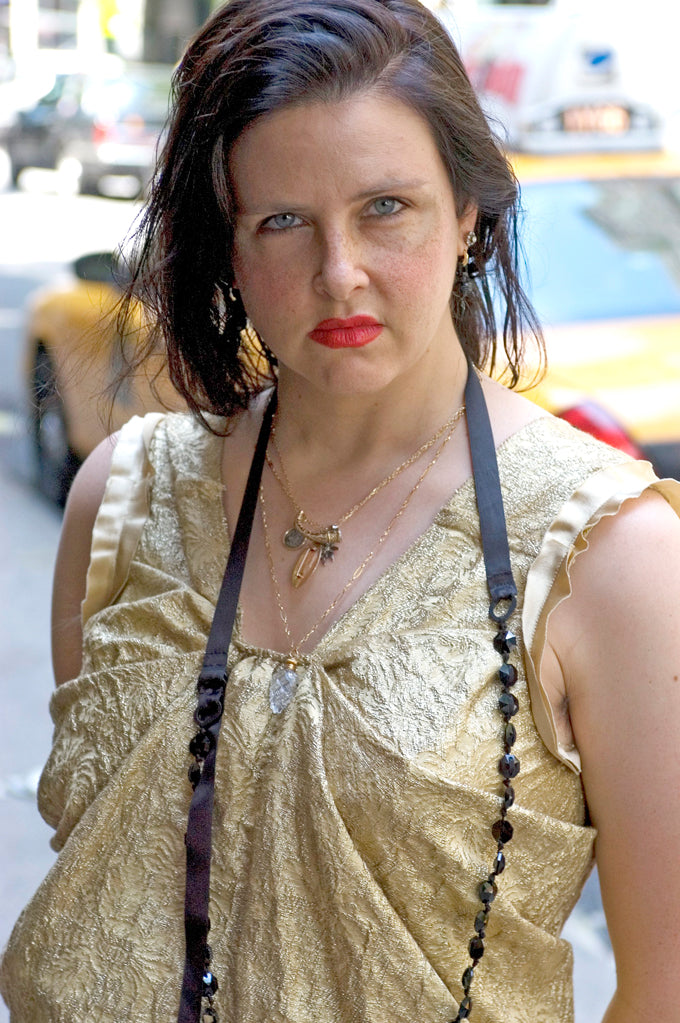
[464,362,517,622]
[178,390,277,1023]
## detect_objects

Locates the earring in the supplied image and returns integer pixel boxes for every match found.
[456,230,477,311]
[228,285,239,303]
[460,230,477,269]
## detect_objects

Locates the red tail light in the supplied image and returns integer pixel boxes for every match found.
[558,401,645,459]
[92,121,113,144]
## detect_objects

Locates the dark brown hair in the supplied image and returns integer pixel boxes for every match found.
[120,0,543,424]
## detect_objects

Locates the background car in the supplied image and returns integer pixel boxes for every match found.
[24,252,270,506]
[25,251,179,504]
[516,150,680,479]
[1,61,173,198]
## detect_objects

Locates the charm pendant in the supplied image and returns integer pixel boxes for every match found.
[292,545,321,587]
[269,658,299,713]
[283,525,305,549]
[282,512,341,578]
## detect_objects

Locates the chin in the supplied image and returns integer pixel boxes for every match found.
[310,363,407,398]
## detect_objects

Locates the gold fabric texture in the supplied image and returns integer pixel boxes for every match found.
[3,412,677,1022]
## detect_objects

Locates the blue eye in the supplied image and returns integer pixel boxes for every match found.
[370,197,404,216]
[263,212,302,231]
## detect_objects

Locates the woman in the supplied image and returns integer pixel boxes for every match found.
[2,1,679,1021]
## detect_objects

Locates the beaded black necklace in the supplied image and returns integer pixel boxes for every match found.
[178,361,518,1023]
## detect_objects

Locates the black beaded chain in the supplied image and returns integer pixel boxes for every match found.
[450,610,519,1023]
[188,711,222,1023]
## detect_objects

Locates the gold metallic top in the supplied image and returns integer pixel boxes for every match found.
[2,409,678,1023]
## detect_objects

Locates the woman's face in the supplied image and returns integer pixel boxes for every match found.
[230,89,476,398]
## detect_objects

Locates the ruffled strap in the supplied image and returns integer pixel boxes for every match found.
[81,413,165,625]
[523,460,680,773]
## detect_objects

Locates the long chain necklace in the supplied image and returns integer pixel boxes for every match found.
[268,404,465,588]
[260,414,463,714]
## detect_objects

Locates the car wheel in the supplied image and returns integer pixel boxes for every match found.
[31,345,80,506]
[9,158,24,187]
[0,147,11,191]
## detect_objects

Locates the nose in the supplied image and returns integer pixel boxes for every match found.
[313,228,370,301]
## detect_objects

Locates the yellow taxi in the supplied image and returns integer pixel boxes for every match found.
[514,150,680,478]
[25,251,272,505]
[25,251,180,505]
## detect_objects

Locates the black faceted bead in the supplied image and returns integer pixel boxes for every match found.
[504,722,517,748]
[494,850,506,874]
[469,936,484,961]
[478,879,497,905]
[499,692,519,719]
[498,662,518,687]
[189,730,213,758]
[502,784,515,810]
[499,753,520,779]
[459,995,472,1018]
[202,970,218,995]
[462,966,474,991]
[493,629,517,658]
[492,818,514,843]
[188,762,202,788]
[474,909,487,935]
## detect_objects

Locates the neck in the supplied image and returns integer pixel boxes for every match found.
[272,345,469,475]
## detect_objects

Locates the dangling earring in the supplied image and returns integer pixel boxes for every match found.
[228,285,239,303]
[456,230,478,312]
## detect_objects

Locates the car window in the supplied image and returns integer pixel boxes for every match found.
[520,177,680,323]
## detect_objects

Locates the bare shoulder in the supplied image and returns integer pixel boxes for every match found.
[546,488,680,694]
[559,488,680,639]
[480,373,550,447]
[51,434,119,685]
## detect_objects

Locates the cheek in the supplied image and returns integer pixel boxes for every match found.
[381,230,457,306]
[233,243,303,328]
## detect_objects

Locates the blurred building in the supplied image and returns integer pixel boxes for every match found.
[0,0,215,69]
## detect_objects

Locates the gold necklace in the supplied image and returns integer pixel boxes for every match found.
[267,403,465,588]
[260,414,463,713]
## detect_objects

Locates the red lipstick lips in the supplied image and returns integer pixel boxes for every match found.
[309,315,382,348]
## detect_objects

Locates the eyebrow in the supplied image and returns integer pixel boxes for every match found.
[236,179,430,216]
[351,178,429,200]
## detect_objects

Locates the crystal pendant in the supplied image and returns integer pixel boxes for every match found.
[269,658,299,713]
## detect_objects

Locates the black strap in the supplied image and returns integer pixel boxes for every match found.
[178,364,517,1020]
[464,362,517,622]
[178,391,276,1023]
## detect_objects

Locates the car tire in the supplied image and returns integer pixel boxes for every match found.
[9,159,24,188]
[0,146,11,191]
[31,345,80,507]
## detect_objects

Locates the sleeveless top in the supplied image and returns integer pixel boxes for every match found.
[2,410,679,1023]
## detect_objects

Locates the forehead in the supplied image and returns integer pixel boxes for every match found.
[229,90,451,207]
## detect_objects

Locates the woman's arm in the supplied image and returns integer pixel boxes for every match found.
[548,490,680,1021]
[51,435,118,685]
